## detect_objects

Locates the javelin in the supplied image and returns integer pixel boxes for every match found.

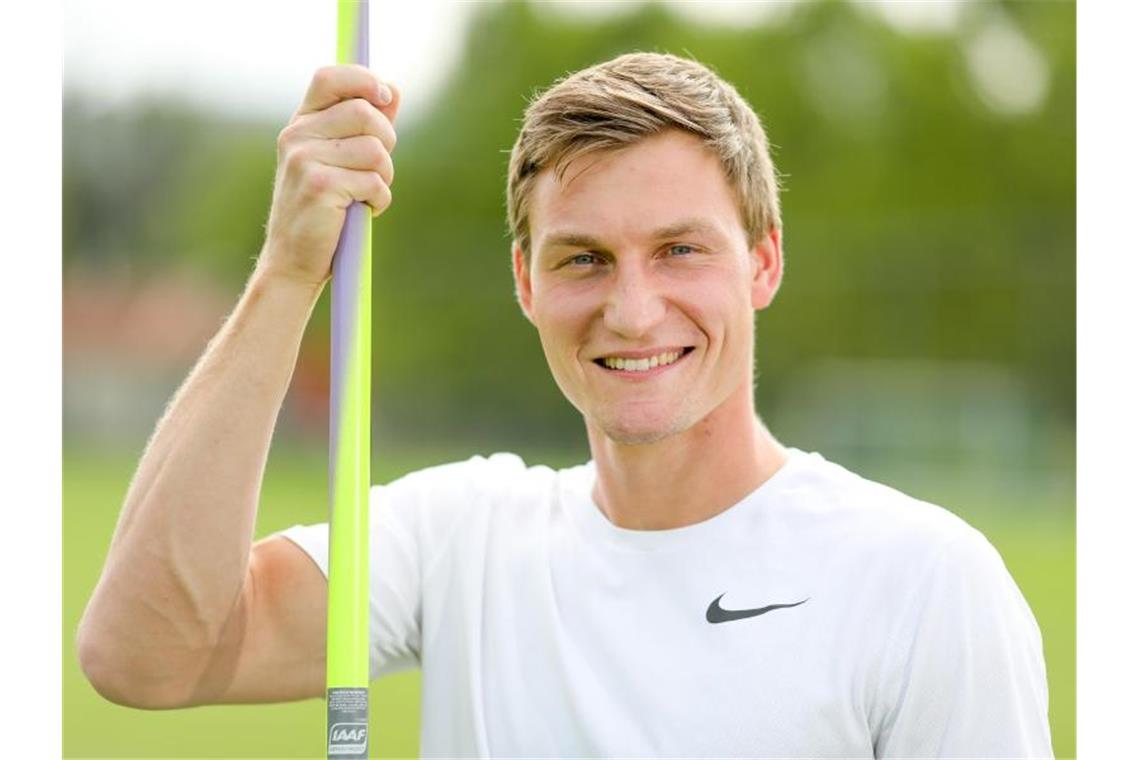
[326,1,372,758]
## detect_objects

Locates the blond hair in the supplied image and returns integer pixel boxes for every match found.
[507,51,782,257]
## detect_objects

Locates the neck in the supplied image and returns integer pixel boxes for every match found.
[585,380,788,530]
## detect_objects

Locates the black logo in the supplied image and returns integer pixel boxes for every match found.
[706,593,809,624]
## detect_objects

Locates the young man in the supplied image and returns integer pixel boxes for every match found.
[77,53,1053,757]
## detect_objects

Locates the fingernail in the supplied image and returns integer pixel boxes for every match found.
[379,85,392,105]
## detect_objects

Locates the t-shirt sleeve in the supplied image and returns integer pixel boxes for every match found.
[872,527,1053,759]
[274,479,422,681]
[272,453,524,682]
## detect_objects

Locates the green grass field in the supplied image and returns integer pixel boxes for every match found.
[63,444,1074,759]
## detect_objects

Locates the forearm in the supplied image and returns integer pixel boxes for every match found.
[77,256,323,700]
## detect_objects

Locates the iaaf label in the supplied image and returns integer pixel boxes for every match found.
[327,686,369,757]
[328,722,368,755]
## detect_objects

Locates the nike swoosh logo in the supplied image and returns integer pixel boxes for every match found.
[705,593,810,624]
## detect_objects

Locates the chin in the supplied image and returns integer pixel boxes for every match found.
[594,408,689,446]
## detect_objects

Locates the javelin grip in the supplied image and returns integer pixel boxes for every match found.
[327,0,371,758]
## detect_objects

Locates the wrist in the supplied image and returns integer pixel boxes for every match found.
[249,258,327,301]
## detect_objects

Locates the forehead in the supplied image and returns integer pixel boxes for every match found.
[529,130,744,251]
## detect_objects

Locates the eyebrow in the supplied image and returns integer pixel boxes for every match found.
[538,218,723,255]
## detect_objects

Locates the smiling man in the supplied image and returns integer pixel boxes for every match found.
[514,124,786,532]
[78,53,1053,758]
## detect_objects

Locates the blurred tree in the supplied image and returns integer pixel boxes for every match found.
[63,95,277,282]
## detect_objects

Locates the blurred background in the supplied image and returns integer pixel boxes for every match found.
[63,0,1075,757]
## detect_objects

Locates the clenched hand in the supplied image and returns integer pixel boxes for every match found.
[260,64,400,287]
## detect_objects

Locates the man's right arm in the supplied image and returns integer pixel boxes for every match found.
[74,65,400,709]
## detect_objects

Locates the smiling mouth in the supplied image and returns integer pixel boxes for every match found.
[593,346,695,373]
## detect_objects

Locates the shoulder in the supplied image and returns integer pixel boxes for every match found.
[375,451,536,499]
[778,450,1026,612]
[781,449,981,556]
[790,448,1038,626]
[371,450,573,534]
[370,451,580,582]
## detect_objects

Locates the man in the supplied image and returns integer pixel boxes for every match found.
[77,52,1052,757]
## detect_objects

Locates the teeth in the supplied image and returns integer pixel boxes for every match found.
[602,350,684,372]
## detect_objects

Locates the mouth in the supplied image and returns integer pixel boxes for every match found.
[592,346,695,375]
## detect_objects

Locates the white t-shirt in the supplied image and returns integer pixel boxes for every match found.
[276,447,1052,758]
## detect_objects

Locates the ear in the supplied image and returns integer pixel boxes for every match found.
[511,240,537,326]
[749,227,783,311]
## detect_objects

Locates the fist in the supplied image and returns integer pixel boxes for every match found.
[259,64,400,287]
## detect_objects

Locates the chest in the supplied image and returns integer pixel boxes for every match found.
[419,514,878,757]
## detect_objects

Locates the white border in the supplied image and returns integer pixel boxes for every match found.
[1,0,62,756]
[1076,1,1140,756]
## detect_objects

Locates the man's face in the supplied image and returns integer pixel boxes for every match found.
[512,129,782,446]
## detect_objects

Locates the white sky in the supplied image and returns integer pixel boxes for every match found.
[63,0,973,123]
[64,0,481,122]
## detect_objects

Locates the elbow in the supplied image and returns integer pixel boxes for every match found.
[75,627,138,707]
[75,626,150,708]
[75,624,187,710]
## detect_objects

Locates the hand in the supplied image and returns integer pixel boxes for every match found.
[259,64,400,287]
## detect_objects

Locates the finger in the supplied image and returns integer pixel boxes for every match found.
[381,81,401,128]
[304,135,394,186]
[325,165,392,217]
[285,97,397,153]
[296,64,393,117]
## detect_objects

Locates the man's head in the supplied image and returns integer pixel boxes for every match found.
[507,51,781,259]
[507,52,784,446]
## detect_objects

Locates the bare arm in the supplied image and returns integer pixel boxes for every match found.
[76,65,400,709]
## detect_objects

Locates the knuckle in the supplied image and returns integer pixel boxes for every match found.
[368,171,387,195]
[364,136,386,166]
[374,182,393,212]
[375,114,397,149]
[380,151,395,185]
[313,65,337,88]
[368,110,396,150]
[301,163,329,195]
[276,123,297,151]
[283,144,307,172]
[351,97,375,121]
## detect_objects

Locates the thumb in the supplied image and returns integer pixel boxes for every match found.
[379,80,402,128]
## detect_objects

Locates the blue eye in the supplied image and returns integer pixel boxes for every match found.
[569,253,599,266]
[669,245,695,256]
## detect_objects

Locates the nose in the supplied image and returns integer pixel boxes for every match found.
[602,262,667,339]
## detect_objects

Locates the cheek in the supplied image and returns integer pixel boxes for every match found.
[683,276,750,338]
[534,280,597,330]
[530,287,594,369]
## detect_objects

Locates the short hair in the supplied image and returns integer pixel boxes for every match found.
[507,51,782,257]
